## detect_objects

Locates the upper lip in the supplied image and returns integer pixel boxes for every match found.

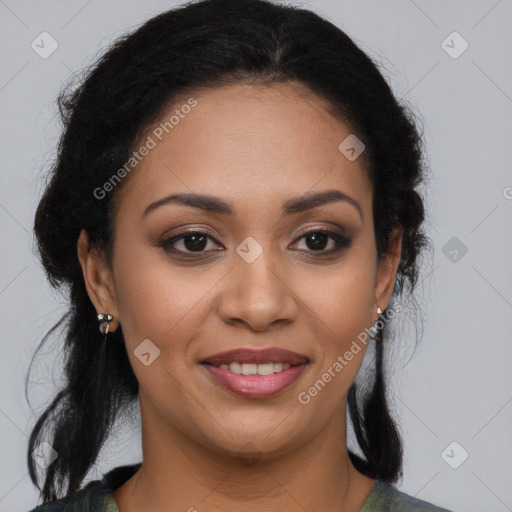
[201,348,309,366]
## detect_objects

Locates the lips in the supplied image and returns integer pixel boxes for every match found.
[200,348,309,399]
[201,348,309,366]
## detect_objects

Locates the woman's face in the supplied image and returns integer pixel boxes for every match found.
[81,81,401,459]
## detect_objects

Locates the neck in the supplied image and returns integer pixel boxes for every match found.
[113,399,375,512]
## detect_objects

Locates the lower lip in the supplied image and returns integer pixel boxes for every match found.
[202,363,307,399]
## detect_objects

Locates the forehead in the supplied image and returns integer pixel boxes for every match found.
[115,81,372,216]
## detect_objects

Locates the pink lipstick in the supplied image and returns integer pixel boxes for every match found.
[201,348,309,399]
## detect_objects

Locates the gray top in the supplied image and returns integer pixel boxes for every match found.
[28,463,453,511]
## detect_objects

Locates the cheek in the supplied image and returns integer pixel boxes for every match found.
[305,262,375,336]
[111,238,223,357]
[111,239,186,345]
[298,258,375,388]
[110,247,206,409]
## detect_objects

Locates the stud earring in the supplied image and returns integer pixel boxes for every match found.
[97,313,113,340]
[377,307,383,316]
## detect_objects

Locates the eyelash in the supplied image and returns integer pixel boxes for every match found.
[159,228,352,258]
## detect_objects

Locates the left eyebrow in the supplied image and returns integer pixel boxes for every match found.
[142,189,363,221]
[283,190,363,220]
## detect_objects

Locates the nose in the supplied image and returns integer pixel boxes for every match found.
[217,249,298,332]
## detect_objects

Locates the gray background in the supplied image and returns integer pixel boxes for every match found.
[1,1,511,511]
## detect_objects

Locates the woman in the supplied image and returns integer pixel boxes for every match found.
[26,0,452,510]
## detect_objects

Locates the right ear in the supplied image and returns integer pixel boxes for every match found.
[77,229,120,332]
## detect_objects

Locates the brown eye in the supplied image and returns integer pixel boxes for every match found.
[292,229,351,254]
[178,233,208,252]
[160,231,222,255]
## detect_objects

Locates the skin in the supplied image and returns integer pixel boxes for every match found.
[77,81,402,512]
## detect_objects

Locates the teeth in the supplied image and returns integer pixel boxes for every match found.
[223,362,292,375]
[230,362,242,373]
[241,363,257,375]
[257,363,275,375]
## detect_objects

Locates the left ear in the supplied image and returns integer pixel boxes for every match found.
[373,226,402,321]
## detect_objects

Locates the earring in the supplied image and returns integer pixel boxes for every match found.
[97,313,113,340]
[377,307,383,316]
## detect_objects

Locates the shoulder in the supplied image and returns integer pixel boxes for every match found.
[26,463,142,512]
[25,479,108,512]
[361,480,454,512]
[25,476,115,512]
